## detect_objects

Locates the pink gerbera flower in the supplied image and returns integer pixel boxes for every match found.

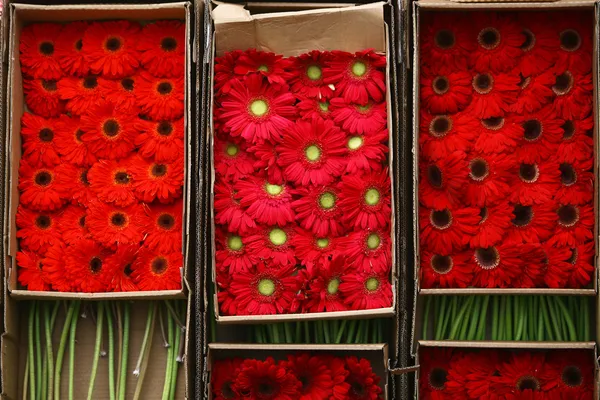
[235,177,294,227]
[247,140,284,184]
[304,255,351,312]
[291,228,341,273]
[214,137,255,182]
[246,225,296,267]
[292,185,344,237]
[339,170,391,231]
[214,50,242,94]
[339,268,393,310]
[215,229,257,275]
[344,130,388,175]
[329,97,387,134]
[340,228,391,273]
[288,50,335,99]
[234,49,292,86]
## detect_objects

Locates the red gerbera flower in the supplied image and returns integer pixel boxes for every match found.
[81,101,137,160]
[105,245,139,292]
[552,70,593,120]
[327,357,350,400]
[130,246,183,291]
[515,107,562,163]
[341,228,391,272]
[230,263,298,315]
[473,115,522,154]
[289,50,334,99]
[340,268,392,311]
[55,115,96,167]
[566,241,595,288]
[304,255,351,313]
[419,348,455,399]
[137,21,185,78]
[467,72,519,118]
[344,356,383,400]
[464,151,514,207]
[129,156,183,204]
[214,50,242,94]
[555,13,594,75]
[135,117,184,163]
[292,185,344,237]
[220,74,296,143]
[57,205,89,245]
[420,14,475,74]
[470,243,537,288]
[323,49,386,105]
[136,72,184,121]
[548,203,594,247]
[557,116,594,163]
[62,165,95,206]
[142,201,183,253]
[88,159,137,206]
[54,21,90,77]
[214,137,256,182]
[23,78,64,117]
[470,13,524,73]
[215,229,256,275]
[21,113,60,167]
[234,49,292,86]
[17,250,50,291]
[291,228,340,272]
[234,358,301,400]
[43,242,72,292]
[57,75,102,115]
[20,23,63,80]
[82,20,141,78]
[217,269,238,316]
[509,160,560,205]
[555,159,594,205]
[420,250,473,289]
[247,140,284,184]
[98,75,140,113]
[339,170,391,231]
[236,177,294,227]
[329,98,387,134]
[297,98,333,122]
[510,70,555,114]
[419,150,468,209]
[212,358,243,400]
[285,354,334,400]
[540,242,573,289]
[469,201,513,248]
[86,200,144,248]
[420,207,480,254]
[420,69,472,114]
[277,118,346,186]
[18,160,67,211]
[496,353,547,397]
[419,111,479,161]
[65,238,113,293]
[246,225,296,267]
[214,181,256,235]
[542,351,595,398]
[505,202,556,244]
[344,130,388,175]
[517,14,558,76]
[445,351,500,399]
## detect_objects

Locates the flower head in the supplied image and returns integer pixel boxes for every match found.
[340,228,391,273]
[420,69,472,114]
[473,115,523,154]
[467,72,519,118]
[137,21,185,77]
[136,72,184,120]
[21,113,61,167]
[88,159,137,206]
[552,70,593,120]
[555,158,594,205]
[291,228,340,273]
[43,242,72,292]
[420,250,473,289]
[339,170,391,231]
[17,250,50,291]
[98,75,140,113]
[555,13,594,75]
[141,200,183,253]
[20,23,64,80]
[23,78,65,117]
[542,351,595,398]
[469,201,513,248]
[65,238,114,293]
[297,98,333,122]
[340,268,392,311]
[420,207,480,254]
[247,140,284,184]
[540,242,573,289]
[105,245,139,292]
[55,115,97,167]
[216,269,238,316]
[517,14,558,76]
[234,49,292,86]
[86,200,144,248]
[305,255,352,313]
[419,348,455,399]
[515,106,562,163]
[548,203,594,247]
[566,241,594,288]
[344,356,383,400]
[214,137,256,182]
[233,357,301,400]
[18,160,67,211]
[505,202,557,245]
[236,178,294,227]
[344,130,388,175]
[470,243,538,288]
[292,185,344,237]
[54,21,90,76]
[212,358,243,400]
[470,13,524,73]
[419,150,468,209]
[131,246,183,291]
[420,14,475,74]
[557,116,594,164]
[329,97,387,134]
[129,155,183,204]
[419,111,478,161]
[285,354,334,400]
[215,229,256,275]
[134,117,184,163]
[58,75,103,116]
[464,151,514,207]
[214,181,256,235]
[214,50,242,94]
[509,160,560,205]
[288,50,334,99]
[510,70,555,114]
[57,205,90,245]
[247,225,296,267]
[61,165,95,206]
[496,353,547,397]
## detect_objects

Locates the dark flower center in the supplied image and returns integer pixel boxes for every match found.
[469,158,489,181]
[121,78,134,91]
[299,375,311,392]
[518,74,531,89]
[124,264,133,276]
[75,129,85,142]
[560,29,581,52]
[478,27,500,49]
[429,367,448,390]
[431,255,453,274]
[75,39,83,51]
[519,163,539,183]
[158,213,175,229]
[479,207,488,223]
[562,366,583,387]
[481,116,504,130]
[79,216,86,228]
[433,76,449,94]
[83,76,98,89]
[221,381,235,399]
[427,165,443,188]
[512,205,533,227]
[39,41,54,55]
[568,248,578,264]
[475,247,500,270]
[430,209,452,229]
[42,80,57,92]
[111,212,127,227]
[105,37,122,52]
[35,215,51,229]
[473,73,494,94]
[430,116,452,137]
[562,120,575,140]
[103,120,120,137]
[523,119,542,141]
[553,72,573,96]
[80,170,90,186]
[157,122,173,136]
[157,82,172,95]
[152,164,167,177]
[434,29,455,49]
[39,128,54,142]
[35,171,52,186]
[151,257,168,274]
[161,37,177,51]
[558,205,579,227]
[520,29,536,51]
[517,376,540,392]
[560,163,577,186]
[114,172,130,185]
[89,257,102,274]
[350,381,366,396]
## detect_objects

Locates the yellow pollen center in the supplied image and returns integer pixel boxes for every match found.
[366,277,380,291]
[250,99,268,117]
[226,144,239,156]
[367,233,381,250]
[307,65,322,80]
[257,65,268,72]
[258,279,275,296]
[319,192,336,209]
[269,228,287,246]
[265,183,283,196]
[305,145,321,162]
[227,235,243,251]
[348,136,364,150]
[352,61,367,77]
[319,102,329,112]
[364,188,381,206]
[327,279,340,295]
[316,238,329,248]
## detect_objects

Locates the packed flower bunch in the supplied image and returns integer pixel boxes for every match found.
[16,20,186,292]
[420,348,595,399]
[213,49,394,315]
[418,11,595,289]
[212,354,383,400]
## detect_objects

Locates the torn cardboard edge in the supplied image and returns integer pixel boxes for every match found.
[3,2,194,300]
[206,0,400,324]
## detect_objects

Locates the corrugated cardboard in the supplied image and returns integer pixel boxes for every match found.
[3,2,193,300]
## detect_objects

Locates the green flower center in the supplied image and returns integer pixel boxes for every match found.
[348,136,363,150]
[269,228,287,246]
[357,104,371,113]
[365,277,380,291]
[316,238,329,248]
[227,235,243,251]
[226,144,239,156]
[265,183,283,196]
[307,65,322,80]
[250,99,268,117]
[367,233,381,250]
[319,192,336,209]
[319,101,329,112]
[327,278,340,295]
[364,188,381,206]
[258,279,275,296]
[352,61,367,77]
[257,65,269,72]
[305,145,321,162]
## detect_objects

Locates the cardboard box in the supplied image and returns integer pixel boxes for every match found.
[207,0,400,324]
[3,2,194,300]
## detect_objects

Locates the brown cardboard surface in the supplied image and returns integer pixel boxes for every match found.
[4,3,193,300]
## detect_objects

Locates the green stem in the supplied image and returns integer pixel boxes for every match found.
[272,324,280,344]
[449,296,474,340]
[41,339,47,400]
[162,304,174,400]
[135,303,156,376]
[118,302,130,400]
[255,326,264,343]
[323,321,332,344]
[115,303,123,400]
[505,296,513,340]
[528,297,535,340]
[554,297,577,341]
[23,356,29,400]
[491,296,499,341]
[371,320,378,343]
[54,301,74,400]
[458,297,475,340]
[133,303,157,400]
[439,297,455,339]
[467,297,482,341]
[304,321,310,343]
[582,297,590,341]
[170,316,181,400]
[44,303,55,400]
[537,298,544,341]
[335,320,348,344]
[539,296,553,341]
[354,320,364,344]
[107,304,116,400]
[295,322,301,344]
[514,297,526,341]
[68,301,81,400]
[545,297,563,340]
[346,320,357,343]
[422,297,431,340]
[87,303,105,400]
[498,297,506,341]
[476,296,490,341]
[35,304,41,400]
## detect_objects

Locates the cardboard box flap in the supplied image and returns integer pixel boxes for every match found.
[212,2,386,56]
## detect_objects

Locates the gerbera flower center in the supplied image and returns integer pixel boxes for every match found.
[429,116,452,138]
[257,279,276,296]
[351,61,367,77]
[356,104,371,114]
[481,116,504,130]
[427,165,443,188]
[83,76,98,89]
[103,119,120,137]
[269,228,287,246]
[347,136,364,151]
[557,205,579,227]
[80,170,90,186]
[124,264,133,276]
[475,247,500,270]
[568,248,578,264]
[562,366,583,387]
[431,255,453,274]
[428,367,448,390]
[155,122,173,137]
[34,171,52,186]
[304,144,322,162]
[365,277,380,291]
[105,37,122,52]
[227,235,243,251]
[560,29,582,52]
[121,78,135,91]
[562,120,575,140]
[519,163,540,183]
[364,188,381,206]
[512,205,533,227]
[518,74,531,90]
[35,215,51,229]
[75,39,83,51]
[306,65,322,80]
[318,101,329,112]
[220,381,235,399]
[316,238,329,248]
[430,209,452,230]
[478,27,501,50]
[265,183,283,196]
[520,29,536,52]
[257,65,269,72]
[516,376,540,392]
[151,257,168,274]
[157,82,173,95]
[75,129,84,143]
[38,128,54,142]
[39,41,54,55]
[89,257,102,274]
[79,216,86,228]
[111,212,128,227]
[560,163,577,186]
[42,80,57,92]
[367,233,381,250]
[157,213,175,230]
[434,29,455,49]
[523,119,542,141]
[473,73,494,94]
[432,76,449,95]
[225,144,239,157]
[161,37,178,51]
[479,207,489,224]
[114,171,130,185]
[553,71,574,96]
[152,164,167,177]
[249,99,269,117]
[350,381,366,396]
[327,278,340,295]
[319,192,336,209]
